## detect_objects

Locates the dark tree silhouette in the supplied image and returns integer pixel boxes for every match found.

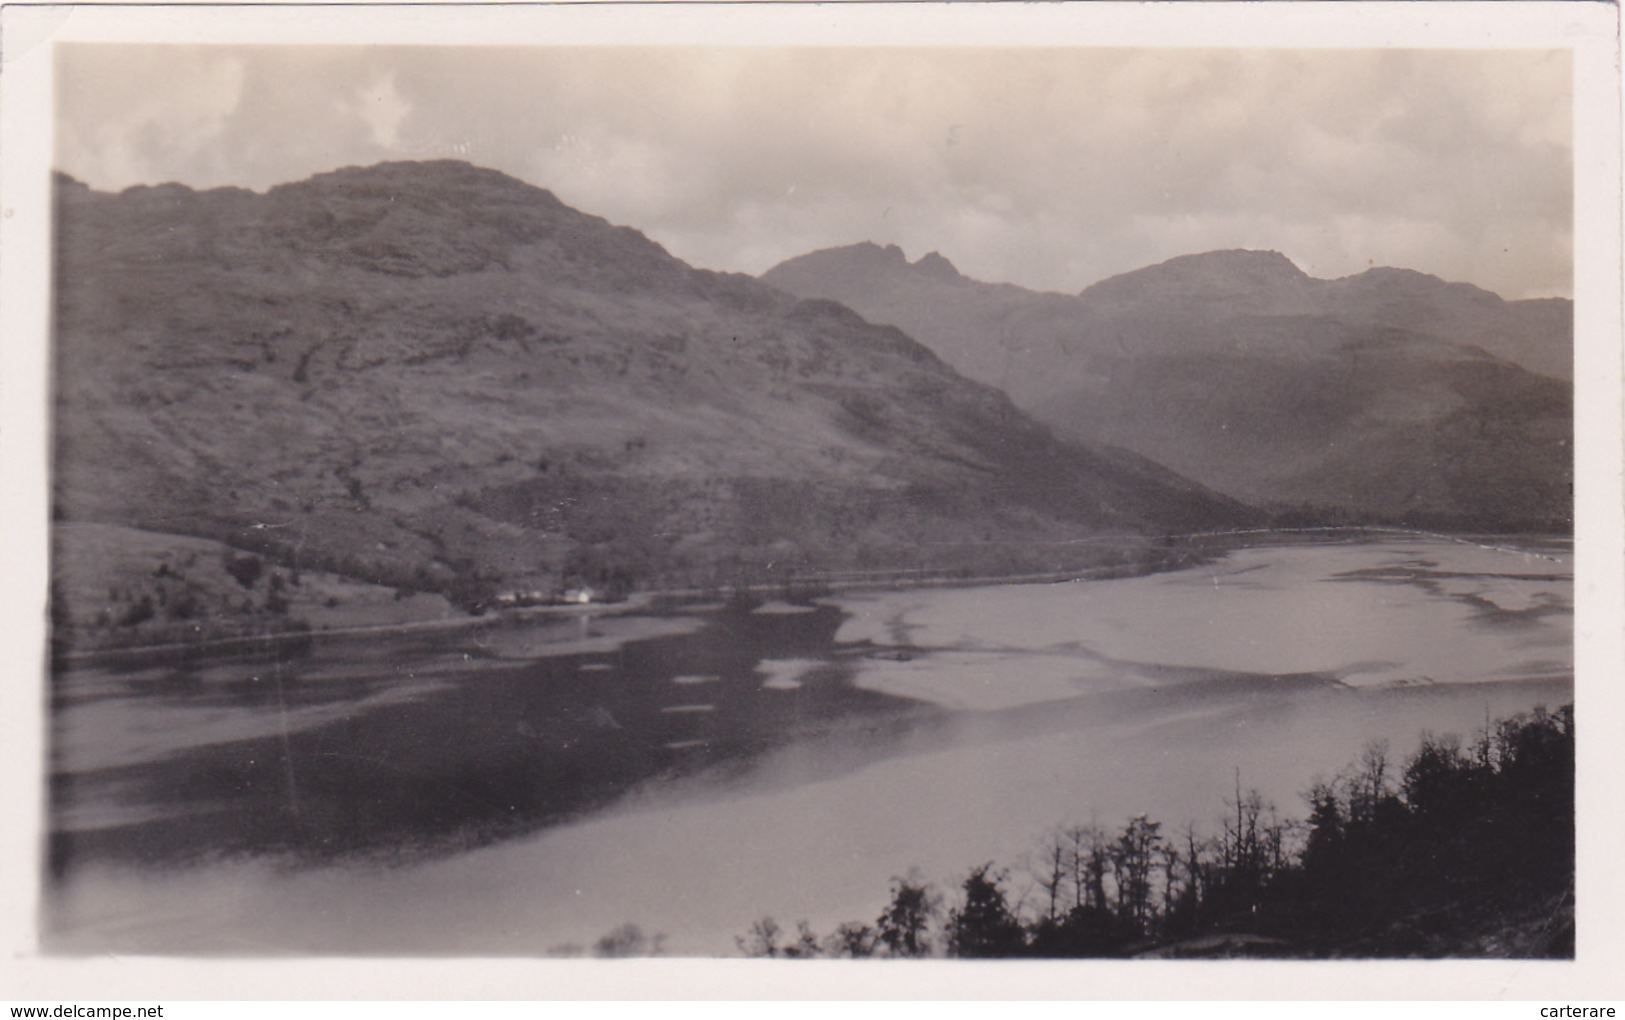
[876,873,940,958]
[735,916,783,958]
[1111,815,1163,933]
[824,921,879,958]
[593,923,665,958]
[946,864,1026,958]
[735,706,1573,959]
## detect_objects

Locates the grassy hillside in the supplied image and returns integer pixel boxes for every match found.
[52,162,1253,649]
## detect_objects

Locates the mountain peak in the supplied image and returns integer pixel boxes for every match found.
[55,158,692,287]
[913,250,963,282]
[1175,248,1299,269]
[1337,265,1502,304]
[1110,248,1306,283]
[271,159,567,209]
[763,242,977,298]
[1079,248,1310,304]
[836,241,908,262]
[763,241,909,297]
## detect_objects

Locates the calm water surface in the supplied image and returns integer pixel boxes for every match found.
[45,536,1573,955]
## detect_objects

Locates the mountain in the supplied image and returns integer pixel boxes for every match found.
[763,245,1572,530]
[52,162,1252,645]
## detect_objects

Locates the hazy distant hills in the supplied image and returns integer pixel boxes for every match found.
[763,245,1571,530]
[53,161,1251,625]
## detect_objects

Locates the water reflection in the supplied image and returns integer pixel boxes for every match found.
[45,537,1575,955]
[49,604,930,876]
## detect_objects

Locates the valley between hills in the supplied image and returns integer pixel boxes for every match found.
[765,242,1571,530]
[50,160,1571,653]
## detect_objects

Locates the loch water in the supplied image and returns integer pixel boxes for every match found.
[45,536,1574,955]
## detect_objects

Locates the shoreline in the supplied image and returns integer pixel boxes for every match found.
[52,525,1572,668]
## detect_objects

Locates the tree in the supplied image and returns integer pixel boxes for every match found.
[824,922,879,958]
[946,864,1026,958]
[722,705,1576,961]
[783,921,824,959]
[1302,780,1344,869]
[1028,829,1070,926]
[1061,822,1111,915]
[1210,781,1283,924]
[1402,732,1472,820]
[1027,903,1132,958]
[876,873,940,958]
[593,923,665,958]
[1111,815,1164,933]
[223,552,264,589]
[1158,840,1182,932]
[736,916,783,958]
[1349,739,1393,825]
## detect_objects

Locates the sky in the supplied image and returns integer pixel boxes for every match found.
[54,45,1573,299]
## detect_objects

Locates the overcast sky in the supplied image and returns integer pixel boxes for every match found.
[54,45,1572,299]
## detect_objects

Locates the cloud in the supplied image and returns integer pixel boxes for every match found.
[53,45,1572,299]
[348,71,411,150]
[55,47,247,189]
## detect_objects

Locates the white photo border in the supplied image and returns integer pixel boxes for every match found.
[2,1,1619,1001]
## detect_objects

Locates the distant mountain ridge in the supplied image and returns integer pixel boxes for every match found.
[52,161,1252,641]
[764,244,1572,530]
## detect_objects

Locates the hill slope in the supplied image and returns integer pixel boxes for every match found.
[52,162,1251,644]
[763,245,1571,530]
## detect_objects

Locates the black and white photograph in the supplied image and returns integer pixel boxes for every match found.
[2,0,1621,1001]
